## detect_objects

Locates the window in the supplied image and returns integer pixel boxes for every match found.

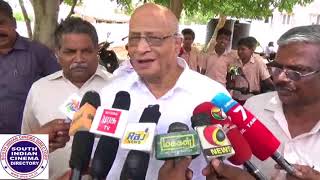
[281,14,292,25]
[310,14,320,25]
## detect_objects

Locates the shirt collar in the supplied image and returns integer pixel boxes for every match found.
[48,64,111,81]
[237,55,255,65]
[264,93,320,135]
[128,57,194,94]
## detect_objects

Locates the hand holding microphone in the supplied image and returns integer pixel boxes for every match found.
[202,159,255,180]
[158,157,193,180]
[31,119,70,153]
[192,102,267,179]
[211,93,295,175]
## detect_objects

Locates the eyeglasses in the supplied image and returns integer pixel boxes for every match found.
[128,33,177,47]
[270,66,320,81]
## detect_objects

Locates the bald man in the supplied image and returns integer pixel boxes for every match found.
[100,3,230,179]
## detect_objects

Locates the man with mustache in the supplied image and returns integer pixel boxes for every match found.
[0,0,60,133]
[244,25,320,179]
[21,17,111,179]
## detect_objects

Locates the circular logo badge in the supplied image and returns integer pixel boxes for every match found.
[203,125,227,146]
[211,106,227,120]
[1,135,49,179]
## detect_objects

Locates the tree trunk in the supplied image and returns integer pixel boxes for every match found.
[204,15,227,53]
[66,0,78,19]
[19,0,32,38]
[31,0,60,49]
[169,0,184,20]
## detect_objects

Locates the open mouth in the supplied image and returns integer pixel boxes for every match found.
[137,59,155,64]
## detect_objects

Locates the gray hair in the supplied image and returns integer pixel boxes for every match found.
[277,25,320,46]
[54,17,98,49]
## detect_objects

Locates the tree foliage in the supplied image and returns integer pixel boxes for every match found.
[115,0,314,19]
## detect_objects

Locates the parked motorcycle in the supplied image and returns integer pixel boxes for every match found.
[98,40,119,73]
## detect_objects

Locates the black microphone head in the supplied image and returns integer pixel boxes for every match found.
[139,105,161,124]
[120,150,150,180]
[191,113,211,128]
[80,91,101,108]
[168,122,189,133]
[91,136,119,179]
[69,131,95,172]
[112,91,131,110]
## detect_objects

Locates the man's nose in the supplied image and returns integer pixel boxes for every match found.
[276,70,290,82]
[74,51,84,62]
[136,37,151,53]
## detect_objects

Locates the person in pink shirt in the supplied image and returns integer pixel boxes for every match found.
[202,28,237,86]
[228,37,274,103]
[179,28,202,72]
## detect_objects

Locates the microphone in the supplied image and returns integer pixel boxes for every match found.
[155,122,201,161]
[211,93,295,175]
[90,91,130,138]
[120,105,161,180]
[59,93,82,121]
[69,91,101,135]
[69,131,95,180]
[191,115,234,162]
[89,91,131,180]
[192,102,267,180]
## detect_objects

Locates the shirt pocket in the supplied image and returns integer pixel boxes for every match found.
[8,63,34,101]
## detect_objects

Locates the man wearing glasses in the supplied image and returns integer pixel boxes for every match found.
[244,25,320,179]
[99,3,229,180]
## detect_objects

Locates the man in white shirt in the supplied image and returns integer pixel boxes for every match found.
[99,3,229,180]
[21,17,112,179]
[244,25,320,179]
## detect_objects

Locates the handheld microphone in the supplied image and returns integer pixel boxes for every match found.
[59,93,82,121]
[191,115,234,162]
[120,105,161,180]
[69,131,95,180]
[155,122,201,161]
[211,93,295,175]
[69,91,101,135]
[192,102,267,180]
[90,91,130,138]
[90,91,131,180]
[121,105,161,152]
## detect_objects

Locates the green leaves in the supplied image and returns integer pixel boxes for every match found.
[113,0,313,20]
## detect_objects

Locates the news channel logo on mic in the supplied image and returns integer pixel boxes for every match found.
[0,134,49,179]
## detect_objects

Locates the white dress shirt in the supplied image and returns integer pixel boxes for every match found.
[21,65,112,180]
[100,57,230,180]
[244,92,320,180]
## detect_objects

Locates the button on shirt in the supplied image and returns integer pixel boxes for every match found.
[21,65,111,180]
[99,57,230,180]
[244,92,320,180]
[0,35,60,133]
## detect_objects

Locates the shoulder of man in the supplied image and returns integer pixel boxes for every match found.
[187,69,229,94]
[32,70,62,89]
[244,91,277,112]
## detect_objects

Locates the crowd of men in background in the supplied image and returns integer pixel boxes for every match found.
[179,27,275,104]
